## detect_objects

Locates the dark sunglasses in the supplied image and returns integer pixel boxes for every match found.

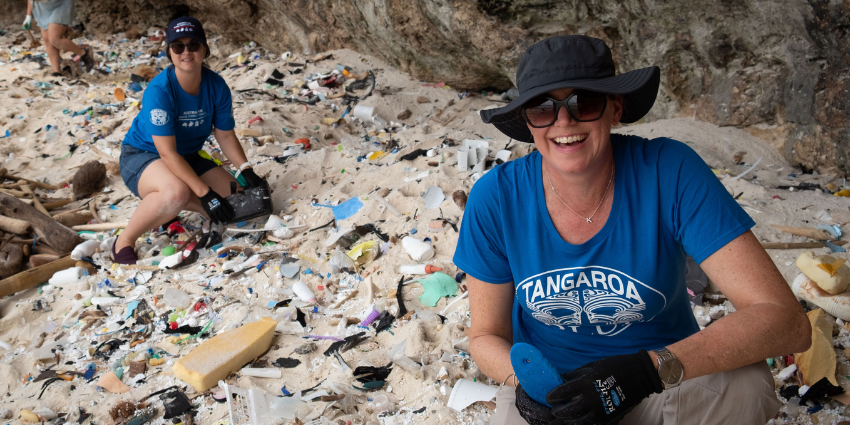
[521,90,608,127]
[169,41,203,54]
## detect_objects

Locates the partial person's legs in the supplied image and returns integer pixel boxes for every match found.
[115,160,206,252]
[198,167,238,198]
[491,362,779,425]
[40,27,61,73]
[47,23,83,57]
[115,164,236,253]
[619,361,780,425]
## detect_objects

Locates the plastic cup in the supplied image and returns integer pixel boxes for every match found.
[447,379,498,411]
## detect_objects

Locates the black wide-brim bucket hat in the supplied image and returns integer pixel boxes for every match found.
[480,35,661,143]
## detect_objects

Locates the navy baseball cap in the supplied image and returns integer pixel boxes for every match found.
[166,17,207,44]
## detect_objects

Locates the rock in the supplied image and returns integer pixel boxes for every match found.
[452,190,468,210]
[416,96,430,104]
[72,161,107,199]
[397,109,412,120]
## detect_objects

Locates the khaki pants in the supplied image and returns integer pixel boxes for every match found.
[491,361,780,425]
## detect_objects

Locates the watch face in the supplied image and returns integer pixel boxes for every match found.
[659,359,684,384]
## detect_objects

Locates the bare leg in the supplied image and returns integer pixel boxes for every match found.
[40,28,61,73]
[114,164,236,251]
[115,160,202,251]
[47,23,83,57]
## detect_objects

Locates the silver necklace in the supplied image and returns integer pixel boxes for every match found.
[546,163,614,224]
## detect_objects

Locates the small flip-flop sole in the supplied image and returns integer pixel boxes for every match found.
[510,342,564,407]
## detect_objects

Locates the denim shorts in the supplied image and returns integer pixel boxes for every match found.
[33,0,75,29]
[119,143,220,197]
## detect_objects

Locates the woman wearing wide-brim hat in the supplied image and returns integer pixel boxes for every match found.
[454,35,811,424]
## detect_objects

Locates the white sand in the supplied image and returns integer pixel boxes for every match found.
[0,26,846,425]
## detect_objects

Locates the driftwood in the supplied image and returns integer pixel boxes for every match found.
[0,168,59,191]
[52,210,93,228]
[29,254,60,267]
[769,224,837,241]
[0,215,31,235]
[41,198,74,210]
[762,241,850,249]
[19,183,50,217]
[0,193,82,254]
[0,255,75,297]
[71,222,127,231]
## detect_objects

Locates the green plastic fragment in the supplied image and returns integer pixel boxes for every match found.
[415,272,459,307]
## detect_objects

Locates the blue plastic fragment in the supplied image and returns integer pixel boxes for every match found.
[410,229,417,235]
[248,288,253,294]
[313,306,318,313]
[83,363,96,380]
[237,221,248,228]
[281,387,291,396]
[304,268,313,275]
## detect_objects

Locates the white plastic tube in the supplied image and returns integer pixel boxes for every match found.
[241,368,282,378]
[48,267,86,286]
[401,237,434,261]
[292,281,316,303]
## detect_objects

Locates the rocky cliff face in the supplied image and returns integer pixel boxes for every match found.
[5,0,848,175]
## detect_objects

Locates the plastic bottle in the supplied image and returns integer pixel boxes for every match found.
[71,240,100,260]
[292,281,316,303]
[401,237,435,261]
[399,264,442,275]
[45,126,59,143]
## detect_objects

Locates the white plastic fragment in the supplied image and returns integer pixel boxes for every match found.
[222,381,300,424]
[292,281,316,303]
[777,364,797,381]
[48,267,86,286]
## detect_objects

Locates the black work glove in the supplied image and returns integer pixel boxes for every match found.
[515,383,557,425]
[240,168,265,189]
[199,186,235,224]
[545,350,662,425]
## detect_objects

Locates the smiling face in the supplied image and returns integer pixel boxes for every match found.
[169,37,206,74]
[528,88,623,176]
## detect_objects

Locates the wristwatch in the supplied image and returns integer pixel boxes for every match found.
[653,348,684,389]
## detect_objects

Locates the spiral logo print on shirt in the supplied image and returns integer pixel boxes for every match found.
[150,109,169,126]
[516,266,666,336]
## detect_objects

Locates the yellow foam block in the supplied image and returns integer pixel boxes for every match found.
[796,251,850,295]
[172,317,277,391]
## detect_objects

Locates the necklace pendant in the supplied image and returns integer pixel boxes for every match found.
[586,217,592,223]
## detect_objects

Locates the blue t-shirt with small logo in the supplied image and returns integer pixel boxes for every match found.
[453,135,754,373]
[124,66,235,155]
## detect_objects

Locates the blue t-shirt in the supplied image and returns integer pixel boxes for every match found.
[123,66,235,155]
[453,135,754,373]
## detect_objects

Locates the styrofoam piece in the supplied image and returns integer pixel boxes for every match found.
[222,381,300,424]
[71,240,100,260]
[447,379,498,411]
[495,149,512,163]
[48,267,86,286]
[458,139,489,172]
[241,368,282,378]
